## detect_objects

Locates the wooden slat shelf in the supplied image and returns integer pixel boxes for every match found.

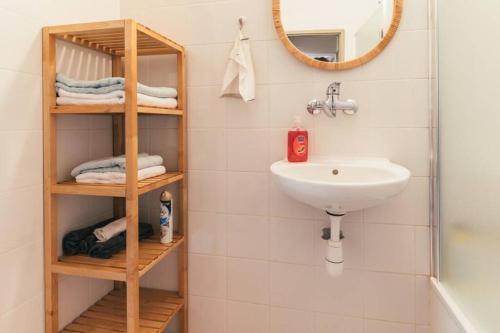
[59,287,184,333]
[46,19,184,56]
[53,235,184,281]
[52,172,184,197]
[43,19,188,333]
[50,105,184,116]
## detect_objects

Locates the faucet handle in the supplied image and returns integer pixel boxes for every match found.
[327,82,341,95]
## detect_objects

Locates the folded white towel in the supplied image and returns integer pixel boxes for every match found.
[94,217,126,242]
[57,96,123,105]
[58,88,125,100]
[56,93,178,109]
[75,165,166,184]
[138,94,178,109]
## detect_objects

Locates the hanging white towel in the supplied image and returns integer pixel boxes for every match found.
[220,31,255,102]
[94,217,127,242]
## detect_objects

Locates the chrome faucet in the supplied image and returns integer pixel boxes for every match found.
[307,82,358,118]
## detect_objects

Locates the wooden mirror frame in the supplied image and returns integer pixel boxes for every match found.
[272,0,403,71]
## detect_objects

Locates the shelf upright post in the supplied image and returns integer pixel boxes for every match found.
[177,47,189,333]
[124,19,140,333]
[42,27,59,333]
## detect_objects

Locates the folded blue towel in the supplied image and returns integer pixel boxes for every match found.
[70,153,164,178]
[56,73,178,98]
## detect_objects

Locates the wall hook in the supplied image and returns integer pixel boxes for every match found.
[238,16,246,30]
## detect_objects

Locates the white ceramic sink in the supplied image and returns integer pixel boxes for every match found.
[270,157,411,214]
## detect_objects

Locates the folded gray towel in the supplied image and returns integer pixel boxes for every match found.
[70,153,164,178]
[56,73,178,98]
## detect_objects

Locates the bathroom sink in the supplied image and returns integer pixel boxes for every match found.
[270,157,411,214]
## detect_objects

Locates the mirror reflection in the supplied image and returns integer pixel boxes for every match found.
[281,0,394,62]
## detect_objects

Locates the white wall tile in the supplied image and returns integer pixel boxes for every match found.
[364,271,415,322]
[364,224,416,274]
[227,258,269,304]
[188,129,227,171]
[189,170,226,213]
[0,240,43,316]
[227,129,270,172]
[0,185,43,254]
[416,227,431,275]
[0,293,44,333]
[189,211,226,256]
[227,214,269,260]
[227,171,269,216]
[225,86,269,129]
[269,217,315,265]
[314,313,364,333]
[365,319,415,333]
[227,301,269,333]
[270,262,315,310]
[416,276,430,325]
[189,296,226,333]
[313,268,364,317]
[187,86,226,128]
[270,307,314,333]
[189,254,226,298]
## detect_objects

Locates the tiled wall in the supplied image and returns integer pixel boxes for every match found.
[0,1,120,332]
[121,0,432,332]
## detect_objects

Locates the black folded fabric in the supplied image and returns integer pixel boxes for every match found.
[62,218,154,259]
[62,218,114,256]
[87,222,154,259]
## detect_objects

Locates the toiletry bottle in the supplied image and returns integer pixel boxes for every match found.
[160,191,174,244]
[287,116,308,162]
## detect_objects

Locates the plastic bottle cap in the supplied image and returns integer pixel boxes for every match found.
[292,116,302,129]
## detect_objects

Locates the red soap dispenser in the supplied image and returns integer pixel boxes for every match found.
[287,116,308,162]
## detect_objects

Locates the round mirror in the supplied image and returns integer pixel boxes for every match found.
[272,0,403,70]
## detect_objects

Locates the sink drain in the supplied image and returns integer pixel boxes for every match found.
[332,169,339,175]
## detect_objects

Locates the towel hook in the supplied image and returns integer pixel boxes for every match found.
[238,16,246,30]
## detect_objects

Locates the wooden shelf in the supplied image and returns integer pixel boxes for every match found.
[45,19,184,56]
[50,104,184,116]
[53,235,184,281]
[60,287,184,333]
[43,19,188,333]
[52,172,184,197]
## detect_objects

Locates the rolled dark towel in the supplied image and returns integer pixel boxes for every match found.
[87,223,154,259]
[62,218,114,256]
[62,218,154,258]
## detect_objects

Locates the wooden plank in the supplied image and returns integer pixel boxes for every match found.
[136,23,184,53]
[176,47,189,333]
[42,26,59,333]
[46,20,125,35]
[124,19,141,333]
[50,105,183,116]
[138,106,183,116]
[51,261,126,281]
[51,105,124,114]
[52,172,184,197]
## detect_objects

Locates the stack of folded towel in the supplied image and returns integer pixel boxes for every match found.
[56,73,178,108]
[71,153,166,184]
[63,217,154,259]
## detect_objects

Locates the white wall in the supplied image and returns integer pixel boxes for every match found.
[121,0,432,332]
[0,1,120,332]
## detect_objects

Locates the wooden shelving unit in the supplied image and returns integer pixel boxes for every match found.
[42,19,188,333]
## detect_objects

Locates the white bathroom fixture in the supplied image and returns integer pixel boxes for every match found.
[270,157,410,277]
